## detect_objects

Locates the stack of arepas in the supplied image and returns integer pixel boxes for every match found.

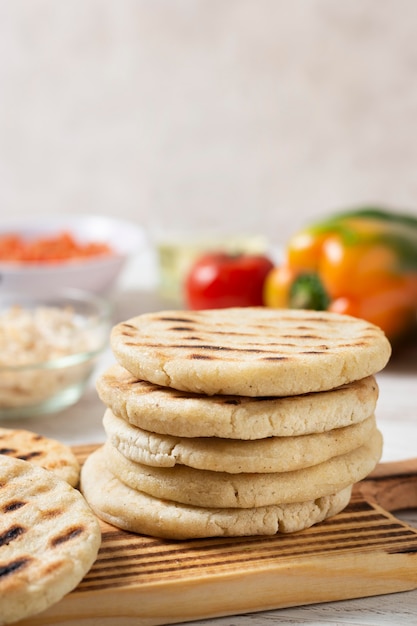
[80,307,391,540]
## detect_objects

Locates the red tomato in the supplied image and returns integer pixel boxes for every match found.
[184,252,274,310]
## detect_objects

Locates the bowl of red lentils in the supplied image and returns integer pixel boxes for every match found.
[0,214,146,296]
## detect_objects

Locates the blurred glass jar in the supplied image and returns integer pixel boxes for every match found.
[148,186,269,302]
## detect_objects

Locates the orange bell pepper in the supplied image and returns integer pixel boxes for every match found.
[264,208,417,343]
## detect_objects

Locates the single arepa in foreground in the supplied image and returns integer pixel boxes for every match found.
[0,456,101,625]
[110,308,391,396]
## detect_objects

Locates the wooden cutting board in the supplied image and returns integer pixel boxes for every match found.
[17,445,417,626]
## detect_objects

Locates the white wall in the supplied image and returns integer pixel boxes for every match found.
[1,0,417,247]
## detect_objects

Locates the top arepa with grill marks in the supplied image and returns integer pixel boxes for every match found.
[110,308,391,397]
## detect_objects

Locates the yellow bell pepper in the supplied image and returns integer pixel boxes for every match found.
[264,208,417,343]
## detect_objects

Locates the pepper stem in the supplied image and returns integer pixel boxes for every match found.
[289,272,330,310]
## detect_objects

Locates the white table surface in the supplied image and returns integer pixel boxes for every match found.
[3,254,417,626]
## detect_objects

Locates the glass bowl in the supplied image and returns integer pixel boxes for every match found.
[0,289,111,419]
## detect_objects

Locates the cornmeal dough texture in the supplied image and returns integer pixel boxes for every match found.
[110,308,391,396]
[97,364,379,439]
[103,409,377,474]
[81,446,353,540]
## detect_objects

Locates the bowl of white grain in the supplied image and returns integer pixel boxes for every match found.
[0,289,111,419]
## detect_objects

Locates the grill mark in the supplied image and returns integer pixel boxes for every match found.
[42,507,64,519]
[0,525,25,546]
[17,451,43,461]
[3,500,26,513]
[281,334,321,340]
[170,326,194,331]
[50,526,84,547]
[186,330,278,337]
[159,317,195,323]
[0,558,31,579]
[187,352,280,361]
[135,343,294,355]
[176,344,230,350]
[33,484,52,496]
[301,351,326,355]
[0,448,16,455]
[122,333,373,352]
[124,340,341,354]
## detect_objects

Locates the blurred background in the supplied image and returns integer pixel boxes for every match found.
[1,0,417,252]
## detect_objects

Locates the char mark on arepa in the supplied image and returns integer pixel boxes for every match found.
[281,334,321,340]
[0,557,32,579]
[159,316,196,323]
[50,525,84,547]
[0,524,26,547]
[17,451,42,461]
[183,345,285,354]
[301,351,325,355]
[170,327,267,338]
[170,327,195,332]
[3,500,26,513]
[1,447,43,462]
[120,323,137,331]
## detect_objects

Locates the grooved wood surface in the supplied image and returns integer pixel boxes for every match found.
[16,446,417,626]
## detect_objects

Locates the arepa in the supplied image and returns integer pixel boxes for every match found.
[0,426,80,486]
[110,308,391,396]
[97,364,379,439]
[103,409,377,474]
[103,430,382,508]
[0,456,101,625]
[80,446,353,540]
